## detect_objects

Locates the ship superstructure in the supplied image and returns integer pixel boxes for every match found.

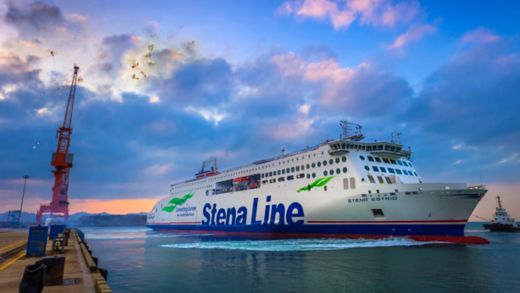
[147,122,489,244]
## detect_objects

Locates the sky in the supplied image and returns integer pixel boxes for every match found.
[0,0,519,219]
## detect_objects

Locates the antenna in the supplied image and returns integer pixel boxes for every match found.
[339,120,364,141]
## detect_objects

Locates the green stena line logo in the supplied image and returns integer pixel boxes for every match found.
[162,192,194,213]
[297,176,335,192]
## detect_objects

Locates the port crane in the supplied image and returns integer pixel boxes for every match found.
[37,65,79,225]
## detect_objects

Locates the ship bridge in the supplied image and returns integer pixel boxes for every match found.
[328,140,411,159]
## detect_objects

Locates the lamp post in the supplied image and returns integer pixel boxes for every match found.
[19,175,29,224]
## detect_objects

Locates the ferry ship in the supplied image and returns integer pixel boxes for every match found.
[147,121,489,244]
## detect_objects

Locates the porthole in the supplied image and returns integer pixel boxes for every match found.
[324,170,328,176]
[312,173,316,178]
[330,169,334,175]
[343,167,348,173]
[306,164,310,169]
[336,168,340,174]
[329,159,333,165]
[317,162,321,167]
[342,156,347,162]
[323,160,327,166]
[312,163,316,168]
[306,174,310,179]
[335,158,340,164]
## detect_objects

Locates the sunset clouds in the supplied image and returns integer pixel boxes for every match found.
[1,0,519,217]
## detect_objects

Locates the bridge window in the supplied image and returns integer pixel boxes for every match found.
[360,155,365,160]
[388,168,395,174]
[380,167,387,173]
[383,158,390,164]
[365,166,370,171]
[287,175,294,181]
[397,160,403,166]
[396,169,403,175]
[375,157,382,163]
[372,166,379,172]
[368,156,374,162]
[390,159,397,164]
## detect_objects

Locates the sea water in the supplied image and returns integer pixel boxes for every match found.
[81,223,520,292]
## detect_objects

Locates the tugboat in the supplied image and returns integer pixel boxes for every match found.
[483,196,520,232]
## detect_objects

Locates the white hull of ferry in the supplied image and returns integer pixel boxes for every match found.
[148,131,488,244]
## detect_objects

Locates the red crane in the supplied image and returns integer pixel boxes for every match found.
[37,65,80,225]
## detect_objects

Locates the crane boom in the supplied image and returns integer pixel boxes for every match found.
[37,65,79,225]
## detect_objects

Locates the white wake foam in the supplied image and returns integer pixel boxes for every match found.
[160,238,440,252]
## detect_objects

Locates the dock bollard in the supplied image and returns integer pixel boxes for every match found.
[19,263,46,293]
[35,256,65,286]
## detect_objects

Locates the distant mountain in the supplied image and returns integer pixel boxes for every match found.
[0,211,37,224]
[0,211,147,226]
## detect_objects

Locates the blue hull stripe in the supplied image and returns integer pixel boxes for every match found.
[146,223,465,236]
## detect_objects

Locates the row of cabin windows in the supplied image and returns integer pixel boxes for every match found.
[364,165,418,177]
[367,174,397,184]
[324,167,348,176]
[261,172,318,185]
[360,155,413,167]
[261,156,347,178]
[181,150,334,188]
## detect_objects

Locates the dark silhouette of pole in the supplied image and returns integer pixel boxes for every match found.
[19,175,29,223]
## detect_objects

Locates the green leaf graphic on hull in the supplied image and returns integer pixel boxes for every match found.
[162,192,194,212]
[297,176,334,192]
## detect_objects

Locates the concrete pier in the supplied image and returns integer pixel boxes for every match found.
[0,228,111,292]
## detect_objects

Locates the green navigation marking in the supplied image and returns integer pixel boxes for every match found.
[162,192,194,212]
[297,176,335,192]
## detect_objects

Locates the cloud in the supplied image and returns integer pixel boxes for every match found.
[461,27,500,45]
[451,159,463,166]
[388,24,436,50]
[499,153,519,164]
[3,0,84,39]
[407,38,520,152]
[278,0,420,30]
